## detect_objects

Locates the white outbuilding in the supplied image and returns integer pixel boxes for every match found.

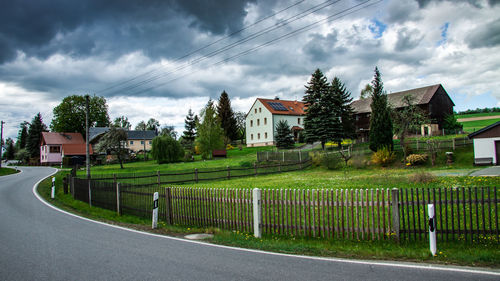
[468,121,500,165]
[246,98,306,147]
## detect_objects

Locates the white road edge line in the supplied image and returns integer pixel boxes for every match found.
[31,168,499,277]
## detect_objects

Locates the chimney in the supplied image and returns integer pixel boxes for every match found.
[274,96,280,100]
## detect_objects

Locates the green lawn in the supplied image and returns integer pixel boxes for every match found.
[456,112,500,119]
[84,146,274,175]
[460,118,500,133]
[0,167,19,176]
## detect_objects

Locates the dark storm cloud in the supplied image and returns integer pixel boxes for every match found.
[466,18,500,48]
[0,0,255,63]
[415,0,498,8]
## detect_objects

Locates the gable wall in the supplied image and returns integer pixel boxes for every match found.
[246,100,274,146]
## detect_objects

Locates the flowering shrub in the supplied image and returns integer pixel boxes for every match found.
[371,146,395,166]
[406,154,428,165]
[226,144,235,150]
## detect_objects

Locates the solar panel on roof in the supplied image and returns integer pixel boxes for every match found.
[268,101,288,111]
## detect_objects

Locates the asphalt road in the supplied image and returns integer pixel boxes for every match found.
[0,167,498,281]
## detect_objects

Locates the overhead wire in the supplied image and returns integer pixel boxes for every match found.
[94,0,307,95]
[124,0,381,96]
[99,0,343,96]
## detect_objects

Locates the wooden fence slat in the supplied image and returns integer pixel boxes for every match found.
[294,189,298,236]
[450,188,455,240]
[281,189,285,234]
[284,189,288,235]
[405,189,411,241]
[482,187,486,237]
[445,188,449,241]
[355,190,359,240]
[326,190,331,239]
[340,189,345,239]
[377,188,381,240]
[462,187,467,242]
[372,189,376,240]
[475,187,479,243]
[437,188,442,241]
[410,188,416,241]
[416,188,421,241]
[495,187,499,242]
[350,189,355,239]
[487,186,492,237]
[422,188,427,240]
[382,189,386,240]
[456,188,461,239]
[335,189,339,239]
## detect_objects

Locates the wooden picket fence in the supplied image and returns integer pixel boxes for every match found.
[70,176,499,242]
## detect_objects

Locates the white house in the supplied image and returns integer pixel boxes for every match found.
[468,121,500,165]
[246,98,306,147]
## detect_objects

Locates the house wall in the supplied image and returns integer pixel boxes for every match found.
[40,145,62,163]
[127,139,153,152]
[473,137,500,164]
[246,100,274,147]
[272,114,304,138]
[428,86,454,129]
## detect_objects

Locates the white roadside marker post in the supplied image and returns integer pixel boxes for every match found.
[152,192,159,229]
[253,188,262,238]
[428,204,437,256]
[51,177,56,199]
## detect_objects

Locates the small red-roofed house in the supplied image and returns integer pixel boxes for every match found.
[40,132,92,165]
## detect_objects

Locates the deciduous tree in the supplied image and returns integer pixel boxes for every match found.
[50,95,110,136]
[196,100,224,159]
[113,116,131,130]
[151,135,184,164]
[95,127,128,169]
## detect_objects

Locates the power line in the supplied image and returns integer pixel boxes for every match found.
[99,0,342,96]
[94,0,307,95]
[128,0,380,96]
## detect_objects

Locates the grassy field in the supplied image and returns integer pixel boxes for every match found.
[456,112,500,119]
[38,171,500,267]
[460,118,500,133]
[0,167,19,176]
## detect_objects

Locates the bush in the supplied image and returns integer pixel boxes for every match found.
[349,155,369,169]
[321,152,341,170]
[409,171,436,183]
[183,151,194,162]
[406,154,428,166]
[226,144,234,150]
[371,146,396,167]
[309,151,322,167]
[151,135,185,164]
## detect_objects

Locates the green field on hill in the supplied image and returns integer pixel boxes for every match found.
[460,118,500,133]
[455,112,500,119]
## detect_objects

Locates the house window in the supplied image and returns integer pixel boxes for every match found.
[264,118,267,125]
[130,141,134,145]
[149,141,152,144]
[257,119,260,126]
[250,120,253,127]
[265,132,268,138]
[251,134,254,140]
[141,141,144,145]
[255,108,257,113]
[49,146,60,153]
[298,118,300,125]
[259,107,262,113]
[258,133,260,139]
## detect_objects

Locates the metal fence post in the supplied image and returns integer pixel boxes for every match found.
[391,188,400,242]
[70,175,75,197]
[165,187,173,225]
[253,188,262,238]
[116,182,121,215]
[88,179,92,207]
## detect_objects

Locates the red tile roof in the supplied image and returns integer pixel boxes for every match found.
[62,144,93,156]
[41,132,85,145]
[257,98,306,116]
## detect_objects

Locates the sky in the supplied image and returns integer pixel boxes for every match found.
[1,0,500,141]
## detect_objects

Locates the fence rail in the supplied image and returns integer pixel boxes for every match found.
[352,137,473,155]
[69,175,499,243]
[80,159,311,186]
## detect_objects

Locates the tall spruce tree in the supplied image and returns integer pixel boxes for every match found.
[3,138,16,160]
[331,77,356,145]
[368,67,393,152]
[303,69,329,147]
[317,77,341,147]
[217,91,238,144]
[26,113,48,159]
[17,121,28,149]
[275,120,295,149]
[182,109,197,146]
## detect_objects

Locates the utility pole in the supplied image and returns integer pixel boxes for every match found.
[85,95,90,179]
[0,121,4,168]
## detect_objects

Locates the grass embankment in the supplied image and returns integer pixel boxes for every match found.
[38,171,499,267]
[456,112,500,119]
[461,118,500,133]
[0,167,19,176]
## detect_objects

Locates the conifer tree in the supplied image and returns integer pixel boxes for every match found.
[275,120,295,149]
[303,69,328,147]
[26,113,48,159]
[17,121,28,149]
[217,91,238,144]
[369,67,393,152]
[330,77,356,146]
[182,108,196,144]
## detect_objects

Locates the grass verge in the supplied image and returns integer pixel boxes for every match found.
[37,171,499,268]
[0,167,20,176]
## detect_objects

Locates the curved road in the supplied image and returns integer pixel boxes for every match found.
[0,167,498,280]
